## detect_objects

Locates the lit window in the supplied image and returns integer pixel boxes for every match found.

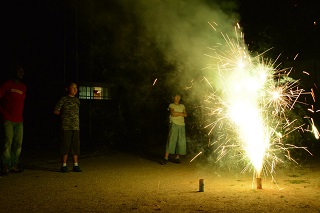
[79,86,111,100]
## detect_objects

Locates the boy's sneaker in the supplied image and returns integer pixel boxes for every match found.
[11,165,24,173]
[60,166,69,173]
[0,166,9,176]
[160,159,168,165]
[173,158,181,164]
[73,166,82,172]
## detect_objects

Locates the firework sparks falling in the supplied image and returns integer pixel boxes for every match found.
[153,78,158,86]
[198,23,317,180]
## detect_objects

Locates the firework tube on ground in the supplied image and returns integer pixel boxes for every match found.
[256,177,262,189]
[199,179,204,192]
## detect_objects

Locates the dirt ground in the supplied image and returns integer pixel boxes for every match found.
[0,146,320,213]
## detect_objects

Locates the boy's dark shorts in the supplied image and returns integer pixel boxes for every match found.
[60,130,80,155]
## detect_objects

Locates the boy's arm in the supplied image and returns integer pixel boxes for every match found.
[169,107,187,117]
[0,82,9,116]
[0,105,4,117]
[53,97,64,115]
[182,108,187,117]
[0,81,9,99]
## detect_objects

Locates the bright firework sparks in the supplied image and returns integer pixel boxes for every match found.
[195,22,318,183]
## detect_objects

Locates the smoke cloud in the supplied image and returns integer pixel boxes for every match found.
[120,0,240,84]
[74,0,241,152]
[115,0,241,158]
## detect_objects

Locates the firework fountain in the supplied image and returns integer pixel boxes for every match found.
[194,22,318,189]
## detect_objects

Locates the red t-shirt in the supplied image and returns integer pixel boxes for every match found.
[0,80,26,122]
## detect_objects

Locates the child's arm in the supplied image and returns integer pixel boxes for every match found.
[182,108,187,117]
[54,97,65,115]
[169,107,187,117]
[0,81,9,99]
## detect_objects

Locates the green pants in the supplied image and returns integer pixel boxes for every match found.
[1,120,23,168]
[166,123,186,155]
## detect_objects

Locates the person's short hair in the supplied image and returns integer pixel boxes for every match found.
[15,65,24,71]
[65,81,77,88]
[172,91,181,97]
[11,65,24,75]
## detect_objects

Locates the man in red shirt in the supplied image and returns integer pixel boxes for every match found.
[0,65,26,175]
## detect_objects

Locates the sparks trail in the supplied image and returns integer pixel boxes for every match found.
[192,22,318,181]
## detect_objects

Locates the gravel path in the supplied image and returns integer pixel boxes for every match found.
[1,148,320,213]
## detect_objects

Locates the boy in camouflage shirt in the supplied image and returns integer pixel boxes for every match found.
[54,82,82,172]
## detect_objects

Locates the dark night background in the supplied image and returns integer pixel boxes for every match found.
[1,0,320,158]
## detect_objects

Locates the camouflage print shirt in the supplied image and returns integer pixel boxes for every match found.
[54,95,80,130]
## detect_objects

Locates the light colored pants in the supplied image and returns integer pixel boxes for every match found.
[2,120,23,168]
[166,123,186,155]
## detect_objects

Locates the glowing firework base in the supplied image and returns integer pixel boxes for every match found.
[256,177,262,189]
[196,22,317,190]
